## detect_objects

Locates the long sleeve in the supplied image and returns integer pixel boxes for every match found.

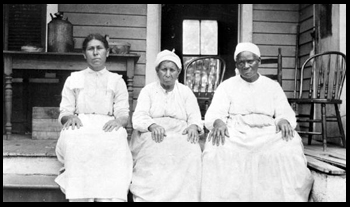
[132,87,155,132]
[273,83,297,129]
[113,78,130,119]
[204,81,231,131]
[58,76,76,124]
[183,87,203,131]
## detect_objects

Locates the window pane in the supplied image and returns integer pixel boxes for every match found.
[183,20,200,55]
[201,20,218,55]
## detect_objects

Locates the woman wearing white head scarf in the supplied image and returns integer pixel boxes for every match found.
[129,50,203,202]
[201,42,314,202]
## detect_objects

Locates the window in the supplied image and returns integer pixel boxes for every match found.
[182,20,218,55]
[3,4,46,51]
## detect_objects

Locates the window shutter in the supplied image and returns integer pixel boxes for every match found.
[7,4,46,51]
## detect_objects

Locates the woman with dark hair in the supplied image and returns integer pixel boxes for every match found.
[55,33,132,202]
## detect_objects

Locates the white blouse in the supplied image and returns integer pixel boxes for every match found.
[58,68,129,123]
[205,74,296,130]
[132,81,203,133]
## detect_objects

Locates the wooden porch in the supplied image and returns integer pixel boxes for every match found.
[3,4,346,202]
[3,133,346,202]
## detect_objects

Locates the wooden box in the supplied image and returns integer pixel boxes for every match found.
[32,107,61,140]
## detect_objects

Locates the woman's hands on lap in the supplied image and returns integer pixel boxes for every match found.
[103,119,123,132]
[182,124,200,144]
[62,115,83,130]
[148,123,167,143]
[208,119,230,146]
[276,119,294,141]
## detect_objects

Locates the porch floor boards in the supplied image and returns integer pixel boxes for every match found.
[3,134,346,158]
[3,134,346,202]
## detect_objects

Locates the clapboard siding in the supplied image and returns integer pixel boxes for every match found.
[74,38,146,53]
[296,4,315,121]
[297,4,314,94]
[59,4,146,15]
[72,26,146,40]
[253,4,299,96]
[298,4,314,58]
[254,34,296,46]
[253,22,298,34]
[58,4,147,106]
[66,13,146,27]
[254,4,299,11]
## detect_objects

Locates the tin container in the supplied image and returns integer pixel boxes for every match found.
[47,12,74,52]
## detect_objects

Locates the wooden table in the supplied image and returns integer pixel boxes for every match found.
[3,51,140,139]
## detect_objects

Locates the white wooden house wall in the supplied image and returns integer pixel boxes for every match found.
[252,4,300,98]
[3,4,345,138]
[58,4,147,110]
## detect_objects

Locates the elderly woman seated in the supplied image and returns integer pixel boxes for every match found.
[200,42,314,202]
[129,50,203,202]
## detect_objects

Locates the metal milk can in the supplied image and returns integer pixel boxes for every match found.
[47,12,74,52]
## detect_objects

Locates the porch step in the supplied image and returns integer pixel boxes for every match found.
[3,174,66,202]
[4,174,59,189]
[303,145,346,202]
[3,158,66,202]
[3,135,66,202]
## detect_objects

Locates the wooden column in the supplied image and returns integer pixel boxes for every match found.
[126,58,135,137]
[3,54,13,139]
[126,58,135,109]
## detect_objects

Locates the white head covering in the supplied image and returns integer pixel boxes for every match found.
[155,49,182,70]
[234,42,261,61]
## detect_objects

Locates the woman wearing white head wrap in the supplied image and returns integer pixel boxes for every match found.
[234,42,261,61]
[129,50,203,201]
[201,42,314,201]
[234,42,261,76]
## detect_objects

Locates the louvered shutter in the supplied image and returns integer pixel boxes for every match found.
[7,4,46,51]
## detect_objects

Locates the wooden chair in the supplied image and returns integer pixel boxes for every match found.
[183,56,226,119]
[288,51,346,151]
[260,48,283,85]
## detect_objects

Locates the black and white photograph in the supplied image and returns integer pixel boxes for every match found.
[3,4,346,202]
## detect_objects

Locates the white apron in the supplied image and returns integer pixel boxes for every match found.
[55,114,133,200]
[201,114,314,202]
[129,117,202,202]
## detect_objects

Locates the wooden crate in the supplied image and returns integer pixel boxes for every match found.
[32,107,61,140]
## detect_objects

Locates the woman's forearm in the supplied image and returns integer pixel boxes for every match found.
[115,115,129,128]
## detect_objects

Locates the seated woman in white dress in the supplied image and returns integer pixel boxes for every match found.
[129,50,203,202]
[55,33,133,202]
[201,42,314,202]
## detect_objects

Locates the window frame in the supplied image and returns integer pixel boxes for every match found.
[182,19,218,56]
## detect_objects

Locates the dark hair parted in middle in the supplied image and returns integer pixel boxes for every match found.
[82,33,109,52]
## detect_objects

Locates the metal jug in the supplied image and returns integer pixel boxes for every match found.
[47,12,74,52]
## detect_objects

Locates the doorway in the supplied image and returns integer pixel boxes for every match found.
[161,4,239,82]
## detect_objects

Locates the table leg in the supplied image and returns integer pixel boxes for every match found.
[4,55,13,139]
[126,58,135,139]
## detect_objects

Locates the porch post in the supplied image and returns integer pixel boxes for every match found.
[238,4,253,43]
[146,4,161,84]
[339,4,346,138]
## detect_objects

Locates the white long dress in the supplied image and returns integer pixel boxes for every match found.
[129,81,203,202]
[55,68,133,201]
[201,75,314,202]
